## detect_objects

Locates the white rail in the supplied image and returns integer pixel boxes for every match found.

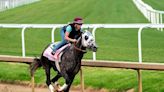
[0,23,164,61]
[133,0,164,31]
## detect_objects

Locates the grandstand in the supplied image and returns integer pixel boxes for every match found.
[133,0,164,31]
[0,0,39,12]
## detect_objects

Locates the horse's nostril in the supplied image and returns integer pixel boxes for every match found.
[93,46,97,52]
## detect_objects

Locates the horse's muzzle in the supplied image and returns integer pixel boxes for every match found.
[92,46,97,52]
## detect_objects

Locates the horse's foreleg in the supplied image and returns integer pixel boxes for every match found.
[58,74,75,92]
[45,67,54,92]
[64,75,75,92]
[51,73,61,89]
[64,78,74,92]
[51,73,61,83]
[58,78,74,92]
[57,72,70,92]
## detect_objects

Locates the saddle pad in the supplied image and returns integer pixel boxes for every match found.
[43,44,55,61]
[43,43,71,62]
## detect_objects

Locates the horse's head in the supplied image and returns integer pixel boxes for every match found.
[81,30,97,52]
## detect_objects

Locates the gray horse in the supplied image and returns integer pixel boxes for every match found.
[30,30,97,92]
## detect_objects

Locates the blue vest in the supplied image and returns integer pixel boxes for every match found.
[63,24,81,39]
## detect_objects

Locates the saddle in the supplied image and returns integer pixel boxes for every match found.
[43,43,71,72]
[52,43,71,62]
[43,43,71,62]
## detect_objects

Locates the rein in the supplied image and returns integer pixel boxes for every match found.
[74,38,87,53]
[73,41,87,53]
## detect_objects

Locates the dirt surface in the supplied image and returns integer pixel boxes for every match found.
[0,83,108,92]
[0,83,49,92]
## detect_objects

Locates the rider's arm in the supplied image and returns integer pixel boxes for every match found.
[64,25,77,43]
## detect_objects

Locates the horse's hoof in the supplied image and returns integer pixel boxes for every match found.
[54,83,62,92]
[54,90,61,92]
[54,89,63,92]
[56,87,64,92]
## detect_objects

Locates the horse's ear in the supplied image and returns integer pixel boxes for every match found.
[87,27,92,33]
[81,29,86,34]
[87,27,90,31]
[82,27,91,33]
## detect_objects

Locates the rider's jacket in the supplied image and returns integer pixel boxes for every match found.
[63,23,81,39]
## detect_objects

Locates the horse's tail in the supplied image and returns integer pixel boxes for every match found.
[30,57,42,76]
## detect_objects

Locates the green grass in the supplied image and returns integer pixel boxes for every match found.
[0,0,147,23]
[0,62,30,81]
[1,62,164,92]
[143,0,164,11]
[0,0,164,92]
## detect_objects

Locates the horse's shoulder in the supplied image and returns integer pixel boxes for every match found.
[62,44,74,55]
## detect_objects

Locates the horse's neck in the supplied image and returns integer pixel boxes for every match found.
[73,39,85,60]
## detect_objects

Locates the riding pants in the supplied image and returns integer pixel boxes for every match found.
[52,28,67,53]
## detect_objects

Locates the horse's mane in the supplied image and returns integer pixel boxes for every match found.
[63,35,82,53]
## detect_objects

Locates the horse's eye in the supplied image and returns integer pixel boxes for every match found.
[85,36,88,40]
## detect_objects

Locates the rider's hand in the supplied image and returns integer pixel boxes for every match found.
[72,39,77,43]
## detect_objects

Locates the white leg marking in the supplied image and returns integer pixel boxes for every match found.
[54,81,59,86]
[49,84,54,92]
[58,83,68,91]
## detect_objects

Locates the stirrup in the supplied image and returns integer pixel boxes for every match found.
[51,51,56,55]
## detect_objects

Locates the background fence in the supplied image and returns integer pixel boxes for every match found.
[0,0,39,12]
[0,24,164,92]
[0,23,164,61]
[133,0,164,31]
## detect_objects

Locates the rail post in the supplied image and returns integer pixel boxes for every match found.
[137,70,142,92]
[51,26,57,43]
[137,25,149,92]
[80,67,84,92]
[31,75,35,92]
[160,13,163,31]
[21,26,27,57]
[92,27,97,60]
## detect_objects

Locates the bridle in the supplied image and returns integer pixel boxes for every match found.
[74,43,87,53]
[73,37,87,53]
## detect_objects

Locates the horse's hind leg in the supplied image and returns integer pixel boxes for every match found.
[45,66,54,92]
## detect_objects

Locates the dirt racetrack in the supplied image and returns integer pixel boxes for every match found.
[0,83,108,92]
[0,83,49,92]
